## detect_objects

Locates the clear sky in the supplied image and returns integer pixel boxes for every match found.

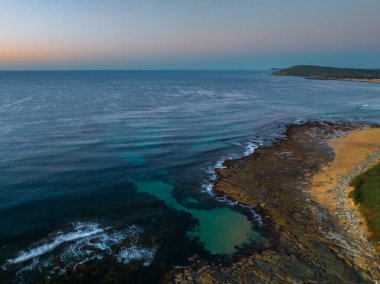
[1,0,380,70]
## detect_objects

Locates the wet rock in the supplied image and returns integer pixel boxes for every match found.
[171,122,380,283]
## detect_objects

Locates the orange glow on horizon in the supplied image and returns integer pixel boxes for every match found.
[0,43,107,65]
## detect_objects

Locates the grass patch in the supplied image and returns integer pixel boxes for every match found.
[349,162,380,247]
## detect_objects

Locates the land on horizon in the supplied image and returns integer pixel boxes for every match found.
[273,65,380,83]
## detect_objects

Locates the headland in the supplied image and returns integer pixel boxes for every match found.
[273,65,380,83]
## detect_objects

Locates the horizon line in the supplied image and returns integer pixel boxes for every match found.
[0,69,273,72]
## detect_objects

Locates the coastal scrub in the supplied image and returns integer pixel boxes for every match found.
[350,162,380,246]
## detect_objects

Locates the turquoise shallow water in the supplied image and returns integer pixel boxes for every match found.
[133,179,257,254]
[0,71,380,281]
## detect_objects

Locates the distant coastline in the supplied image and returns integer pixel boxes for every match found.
[273,65,380,83]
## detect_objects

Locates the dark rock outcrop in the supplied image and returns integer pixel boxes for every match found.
[171,123,380,283]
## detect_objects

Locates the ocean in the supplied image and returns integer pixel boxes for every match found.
[1,70,379,282]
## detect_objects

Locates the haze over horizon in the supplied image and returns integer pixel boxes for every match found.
[1,0,380,70]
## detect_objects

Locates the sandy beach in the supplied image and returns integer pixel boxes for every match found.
[342,79,380,83]
[310,127,380,249]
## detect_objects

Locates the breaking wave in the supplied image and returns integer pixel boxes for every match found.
[243,141,259,156]
[201,139,263,226]
[7,222,104,265]
[3,222,156,278]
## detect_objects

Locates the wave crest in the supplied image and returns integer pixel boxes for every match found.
[3,222,156,278]
[201,140,263,226]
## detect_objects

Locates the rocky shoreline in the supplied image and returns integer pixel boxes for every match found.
[333,149,380,249]
[171,122,380,283]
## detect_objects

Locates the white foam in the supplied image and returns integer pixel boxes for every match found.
[238,204,263,226]
[360,103,380,110]
[214,158,226,170]
[244,141,259,156]
[201,181,214,195]
[4,222,156,278]
[7,222,103,264]
[200,139,263,226]
[15,258,39,277]
[202,139,261,194]
[117,246,156,266]
[59,227,134,264]
[293,118,306,125]
[201,157,229,194]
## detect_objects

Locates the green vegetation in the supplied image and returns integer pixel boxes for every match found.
[273,65,380,80]
[349,163,380,246]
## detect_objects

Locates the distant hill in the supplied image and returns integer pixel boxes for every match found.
[273,65,380,81]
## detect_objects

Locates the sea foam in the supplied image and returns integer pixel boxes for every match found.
[201,139,263,226]
[244,141,259,156]
[7,222,104,264]
[3,222,156,278]
[117,246,156,266]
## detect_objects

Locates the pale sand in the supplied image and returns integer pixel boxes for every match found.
[340,79,380,83]
[310,127,380,246]
[342,79,380,83]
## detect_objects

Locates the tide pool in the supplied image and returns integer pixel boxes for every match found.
[132,179,257,254]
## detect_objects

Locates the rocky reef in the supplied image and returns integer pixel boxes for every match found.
[171,122,380,283]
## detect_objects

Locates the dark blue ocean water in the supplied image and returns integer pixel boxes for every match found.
[0,71,379,282]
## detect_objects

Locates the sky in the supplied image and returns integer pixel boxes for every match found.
[0,0,380,70]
